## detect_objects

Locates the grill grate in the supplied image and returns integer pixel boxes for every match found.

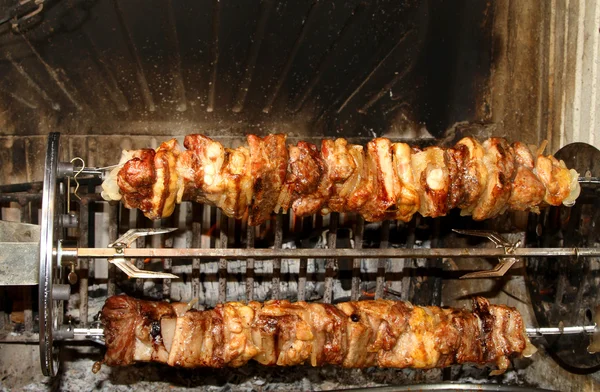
[0,188,441,339]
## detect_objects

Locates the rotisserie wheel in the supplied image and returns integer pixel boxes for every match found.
[102,133,581,225]
[101,295,535,373]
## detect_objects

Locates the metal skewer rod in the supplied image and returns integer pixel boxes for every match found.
[73,328,104,337]
[61,246,600,260]
[63,325,598,339]
[526,325,597,337]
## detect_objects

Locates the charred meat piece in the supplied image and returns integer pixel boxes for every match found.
[247,134,288,225]
[117,139,180,220]
[117,149,156,215]
[288,140,331,217]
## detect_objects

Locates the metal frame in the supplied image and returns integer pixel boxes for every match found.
[38,132,60,377]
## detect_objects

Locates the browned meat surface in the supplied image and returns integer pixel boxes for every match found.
[105,133,580,224]
[101,295,533,374]
[535,154,575,206]
[117,140,180,220]
[343,145,374,213]
[411,146,450,218]
[289,140,331,216]
[453,137,487,214]
[359,138,400,221]
[247,134,288,225]
[470,138,515,220]
[178,135,253,219]
[101,295,176,366]
[153,139,181,219]
[508,142,545,211]
[325,139,357,214]
[279,141,324,213]
[391,142,419,221]
[117,149,156,215]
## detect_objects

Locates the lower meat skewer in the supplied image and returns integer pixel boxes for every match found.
[100,295,536,374]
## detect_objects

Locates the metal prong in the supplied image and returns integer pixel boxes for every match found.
[111,258,178,280]
[453,229,521,279]
[459,257,518,279]
[108,228,177,248]
[452,229,514,248]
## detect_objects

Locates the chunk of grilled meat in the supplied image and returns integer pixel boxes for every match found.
[116,140,180,220]
[507,142,546,212]
[103,133,580,225]
[101,295,534,373]
[247,134,289,226]
[470,138,516,220]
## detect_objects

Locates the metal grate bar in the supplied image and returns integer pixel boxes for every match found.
[430,220,442,306]
[298,257,308,302]
[272,214,283,300]
[323,212,339,303]
[297,215,312,302]
[351,216,364,301]
[134,210,146,293]
[401,219,417,300]
[107,204,118,297]
[162,216,174,300]
[375,220,390,299]
[245,222,255,301]
[77,201,90,326]
[191,204,202,309]
[218,213,228,303]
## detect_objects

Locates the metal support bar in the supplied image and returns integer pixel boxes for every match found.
[272,214,283,300]
[66,246,600,260]
[218,214,228,303]
[323,213,339,303]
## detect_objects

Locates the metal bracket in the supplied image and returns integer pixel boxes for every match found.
[453,229,522,279]
[108,228,179,279]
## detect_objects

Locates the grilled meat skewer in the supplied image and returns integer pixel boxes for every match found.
[101,134,580,226]
[100,295,535,374]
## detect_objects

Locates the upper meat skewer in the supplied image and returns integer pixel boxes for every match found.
[101,133,581,226]
[100,295,536,373]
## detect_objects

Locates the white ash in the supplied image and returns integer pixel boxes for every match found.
[18,350,533,392]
